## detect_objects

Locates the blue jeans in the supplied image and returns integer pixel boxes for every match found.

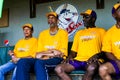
[35,57,63,80]
[16,58,36,80]
[16,57,63,80]
[0,61,16,80]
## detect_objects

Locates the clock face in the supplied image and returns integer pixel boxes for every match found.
[56,4,79,37]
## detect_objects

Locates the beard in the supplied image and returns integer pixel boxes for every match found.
[83,20,95,28]
[49,23,58,27]
[115,17,120,22]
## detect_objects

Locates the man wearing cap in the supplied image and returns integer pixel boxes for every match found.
[0,23,37,80]
[99,3,120,80]
[55,9,106,80]
[16,12,68,80]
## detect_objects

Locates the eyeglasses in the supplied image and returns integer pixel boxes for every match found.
[83,15,91,19]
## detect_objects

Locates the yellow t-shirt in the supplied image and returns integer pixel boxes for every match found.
[102,25,120,59]
[37,28,68,56]
[71,27,106,61]
[14,37,37,58]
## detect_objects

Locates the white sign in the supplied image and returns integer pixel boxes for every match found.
[56,4,82,37]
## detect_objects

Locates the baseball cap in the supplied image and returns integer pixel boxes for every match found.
[46,12,58,18]
[80,9,97,18]
[22,23,33,29]
[112,3,120,14]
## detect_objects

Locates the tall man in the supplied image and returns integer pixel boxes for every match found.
[16,12,68,80]
[55,9,106,80]
[99,3,120,80]
[0,23,37,80]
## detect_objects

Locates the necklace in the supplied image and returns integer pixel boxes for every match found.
[49,29,58,35]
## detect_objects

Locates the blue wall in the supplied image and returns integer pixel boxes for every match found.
[0,0,118,46]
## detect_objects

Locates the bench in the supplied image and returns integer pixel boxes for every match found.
[0,42,100,80]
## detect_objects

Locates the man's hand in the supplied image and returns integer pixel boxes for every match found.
[36,52,44,59]
[36,51,53,60]
[8,50,14,56]
[87,55,98,65]
[11,56,20,63]
[50,49,63,57]
[61,55,74,64]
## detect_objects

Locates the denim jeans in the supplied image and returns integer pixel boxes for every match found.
[16,58,36,80]
[0,61,16,80]
[16,57,63,80]
[34,57,63,80]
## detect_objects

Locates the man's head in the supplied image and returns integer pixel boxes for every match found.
[80,9,97,28]
[46,12,58,27]
[112,3,120,21]
[22,23,33,38]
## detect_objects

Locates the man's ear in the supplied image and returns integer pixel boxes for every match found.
[112,13,116,18]
[91,17,96,22]
[92,18,95,21]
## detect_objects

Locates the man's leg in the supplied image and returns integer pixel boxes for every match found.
[16,58,36,80]
[55,63,75,80]
[0,61,16,80]
[55,60,87,80]
[99,62,116,80]
[82,62,99,80]
[12,66,17,80]
[34,57,63,80]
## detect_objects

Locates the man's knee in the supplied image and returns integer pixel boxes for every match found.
[99,65,108,76]
[87,64,97,72]
[55,65,64,74]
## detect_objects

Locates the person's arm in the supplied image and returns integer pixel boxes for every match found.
[105,52,120,69]
[105,52,120,62]
[105,52,117,60]
[87,51,106,64]
[62,50,77,63]
[36,50,56,59]
[68,51,77,59]
[36,49,64,59]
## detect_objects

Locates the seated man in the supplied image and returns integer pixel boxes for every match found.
[0,23,37,80]
[55,9,106,80]
[16,12,68,80]
[99,3,120,80]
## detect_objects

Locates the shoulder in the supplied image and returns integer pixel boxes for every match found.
[75,29,84,35]
[94,27,106,34]
[31,37,37,41]
[41,29,49,33]
[39,29,49,35]
[58,28,68,35]
[106,25,115,34]
[17,38,24,42]
[15,38,24,44]
[96,27,106,31]
[108,25,115,31]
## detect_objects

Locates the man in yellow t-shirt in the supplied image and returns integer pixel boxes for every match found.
[16,12,68,80]
[55,9,106,80]
[99,3,120,80]
[0,23,37,80]
[34,12,68,80]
